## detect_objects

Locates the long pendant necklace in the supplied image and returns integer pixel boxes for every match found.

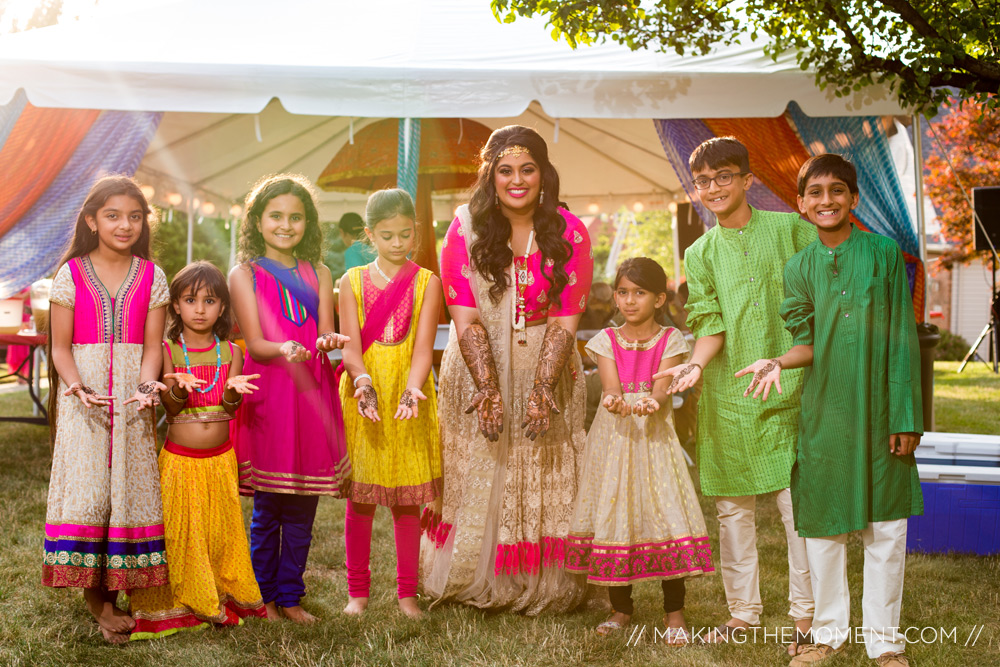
[373,257,393,284]
[180,332,222,393]
[511,229,535,347]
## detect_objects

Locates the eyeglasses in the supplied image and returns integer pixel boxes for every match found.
[692,171,749,190]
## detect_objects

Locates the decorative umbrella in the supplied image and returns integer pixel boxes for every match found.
[318,117,492,273]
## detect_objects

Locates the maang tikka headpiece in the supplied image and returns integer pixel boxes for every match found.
[495,145,531,161]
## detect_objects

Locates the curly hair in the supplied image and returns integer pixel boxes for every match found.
[467,125,571,307]
[165,261,234,343]
[237,174,323,264]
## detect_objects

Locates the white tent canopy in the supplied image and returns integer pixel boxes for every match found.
[0,0,905,219]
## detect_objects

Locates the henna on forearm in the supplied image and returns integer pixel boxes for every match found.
[522,321,575,441]
[459,321,504,441]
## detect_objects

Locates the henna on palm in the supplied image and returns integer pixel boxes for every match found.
[358,384,378,414]
[522,321,574,441]
[137,381,161,406]
[666,363,701,393]
[748,359,781,393]
[399,389,416,409]
[459,321,503,441]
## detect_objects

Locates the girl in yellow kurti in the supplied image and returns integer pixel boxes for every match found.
[337,189,443,619]
[129,261,266,639]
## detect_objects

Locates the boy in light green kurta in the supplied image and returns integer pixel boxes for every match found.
[658,138,816,651]
[740,155,922,667]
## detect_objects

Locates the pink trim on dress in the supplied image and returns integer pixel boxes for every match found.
[564,533,715,583]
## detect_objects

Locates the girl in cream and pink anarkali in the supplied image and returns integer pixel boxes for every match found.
[567,258,713,644]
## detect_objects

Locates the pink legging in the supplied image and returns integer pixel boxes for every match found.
[344,499,421,599]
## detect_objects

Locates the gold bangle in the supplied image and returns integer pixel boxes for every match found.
[222,394,243,407]
[168,386,188,403]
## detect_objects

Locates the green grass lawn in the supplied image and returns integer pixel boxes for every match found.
[0,367,997,666]
[933,361,1000,434]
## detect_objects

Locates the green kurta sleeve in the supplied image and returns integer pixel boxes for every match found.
[780,255,814,347]
[886,244,924,435]
[683,243,725,339]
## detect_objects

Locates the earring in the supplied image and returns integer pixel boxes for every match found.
[495,193,499,209]
[90,227,97,236]
[540,190,545,206]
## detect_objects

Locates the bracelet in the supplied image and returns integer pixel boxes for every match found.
[353,373,372,388]
[168,386,188,403]
[222,394,243,407]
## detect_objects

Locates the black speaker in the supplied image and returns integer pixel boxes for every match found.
[675,202,704,261]
[973,186,1000,252]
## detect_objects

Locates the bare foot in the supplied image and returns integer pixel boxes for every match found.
[343,597,369,616]
[264,601,282,622]
[280,605,318,624]
[84,588,135,634]
[98,626,130,645]
[398,597,423,619]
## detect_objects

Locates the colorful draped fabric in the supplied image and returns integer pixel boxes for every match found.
[654,104,925,321]
[43,257,171,590]
[0,91,162,299]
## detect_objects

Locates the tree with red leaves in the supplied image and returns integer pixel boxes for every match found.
[924,99,1000,268]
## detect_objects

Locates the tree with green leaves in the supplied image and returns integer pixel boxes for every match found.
[491,0,999,113]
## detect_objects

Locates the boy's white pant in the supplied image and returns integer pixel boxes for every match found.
[805,518,908,658]
[715,488,814,625]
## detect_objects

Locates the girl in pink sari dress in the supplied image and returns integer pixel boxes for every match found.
[44,176,169,644]
[229,174,350,624]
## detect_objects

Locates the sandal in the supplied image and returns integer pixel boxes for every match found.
[788,629,813,656]
[596,619,628,636]
[662,626,690,647]
[701,623,749,644]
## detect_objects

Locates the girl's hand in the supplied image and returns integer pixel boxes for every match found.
[123,380,168,411]
[226,374,261,395]
[633,396,660,415]
[394,387,426,420]
[280,340,312,363]
[64,381,114,408]
[655,363,702,394]
[734,358,783,400]
[601,393,630,417]
[316,332,350,353]
[354,383,381,422]
[163,372,206,394]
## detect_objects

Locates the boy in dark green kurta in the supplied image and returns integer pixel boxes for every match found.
[739,155,922,667]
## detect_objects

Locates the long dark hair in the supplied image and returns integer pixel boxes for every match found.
[614,257,671,326]
[47,175,155,445]
[468,125,571,306]
[166,261,234,343]
[237,174,323,265]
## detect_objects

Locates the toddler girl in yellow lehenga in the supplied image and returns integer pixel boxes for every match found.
[337,189,443,619]
[130,261,265,639]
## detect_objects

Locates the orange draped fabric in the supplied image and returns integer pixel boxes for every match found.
[0,104,100,239]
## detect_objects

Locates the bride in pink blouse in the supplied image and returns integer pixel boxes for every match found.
[420,125,593,614]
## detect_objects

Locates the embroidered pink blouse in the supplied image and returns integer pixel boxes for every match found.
[361,267,415,344]
[440,208,594,321]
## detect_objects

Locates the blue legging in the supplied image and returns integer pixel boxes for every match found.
[250,491,319,607]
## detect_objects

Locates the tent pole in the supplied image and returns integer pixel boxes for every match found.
[912,113,929,322]
[186,187,195,265]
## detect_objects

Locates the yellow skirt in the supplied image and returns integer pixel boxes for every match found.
[129,441,264,640]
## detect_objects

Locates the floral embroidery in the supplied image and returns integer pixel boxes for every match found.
[620,381,652,392]
[448,285,458,300]
[573,230,584,244]
[526,271,535,286]
[457,226,465,237]
[568,271,577,286]
[579,295,587,310]
[589,246,594,259]
[537,291,548,304]
[461,264,472,278]
[442,236,448,249]
[565,534,715,583]
[544,258,554,268]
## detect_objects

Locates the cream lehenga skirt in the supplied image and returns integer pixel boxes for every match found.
[420,322,588,615]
